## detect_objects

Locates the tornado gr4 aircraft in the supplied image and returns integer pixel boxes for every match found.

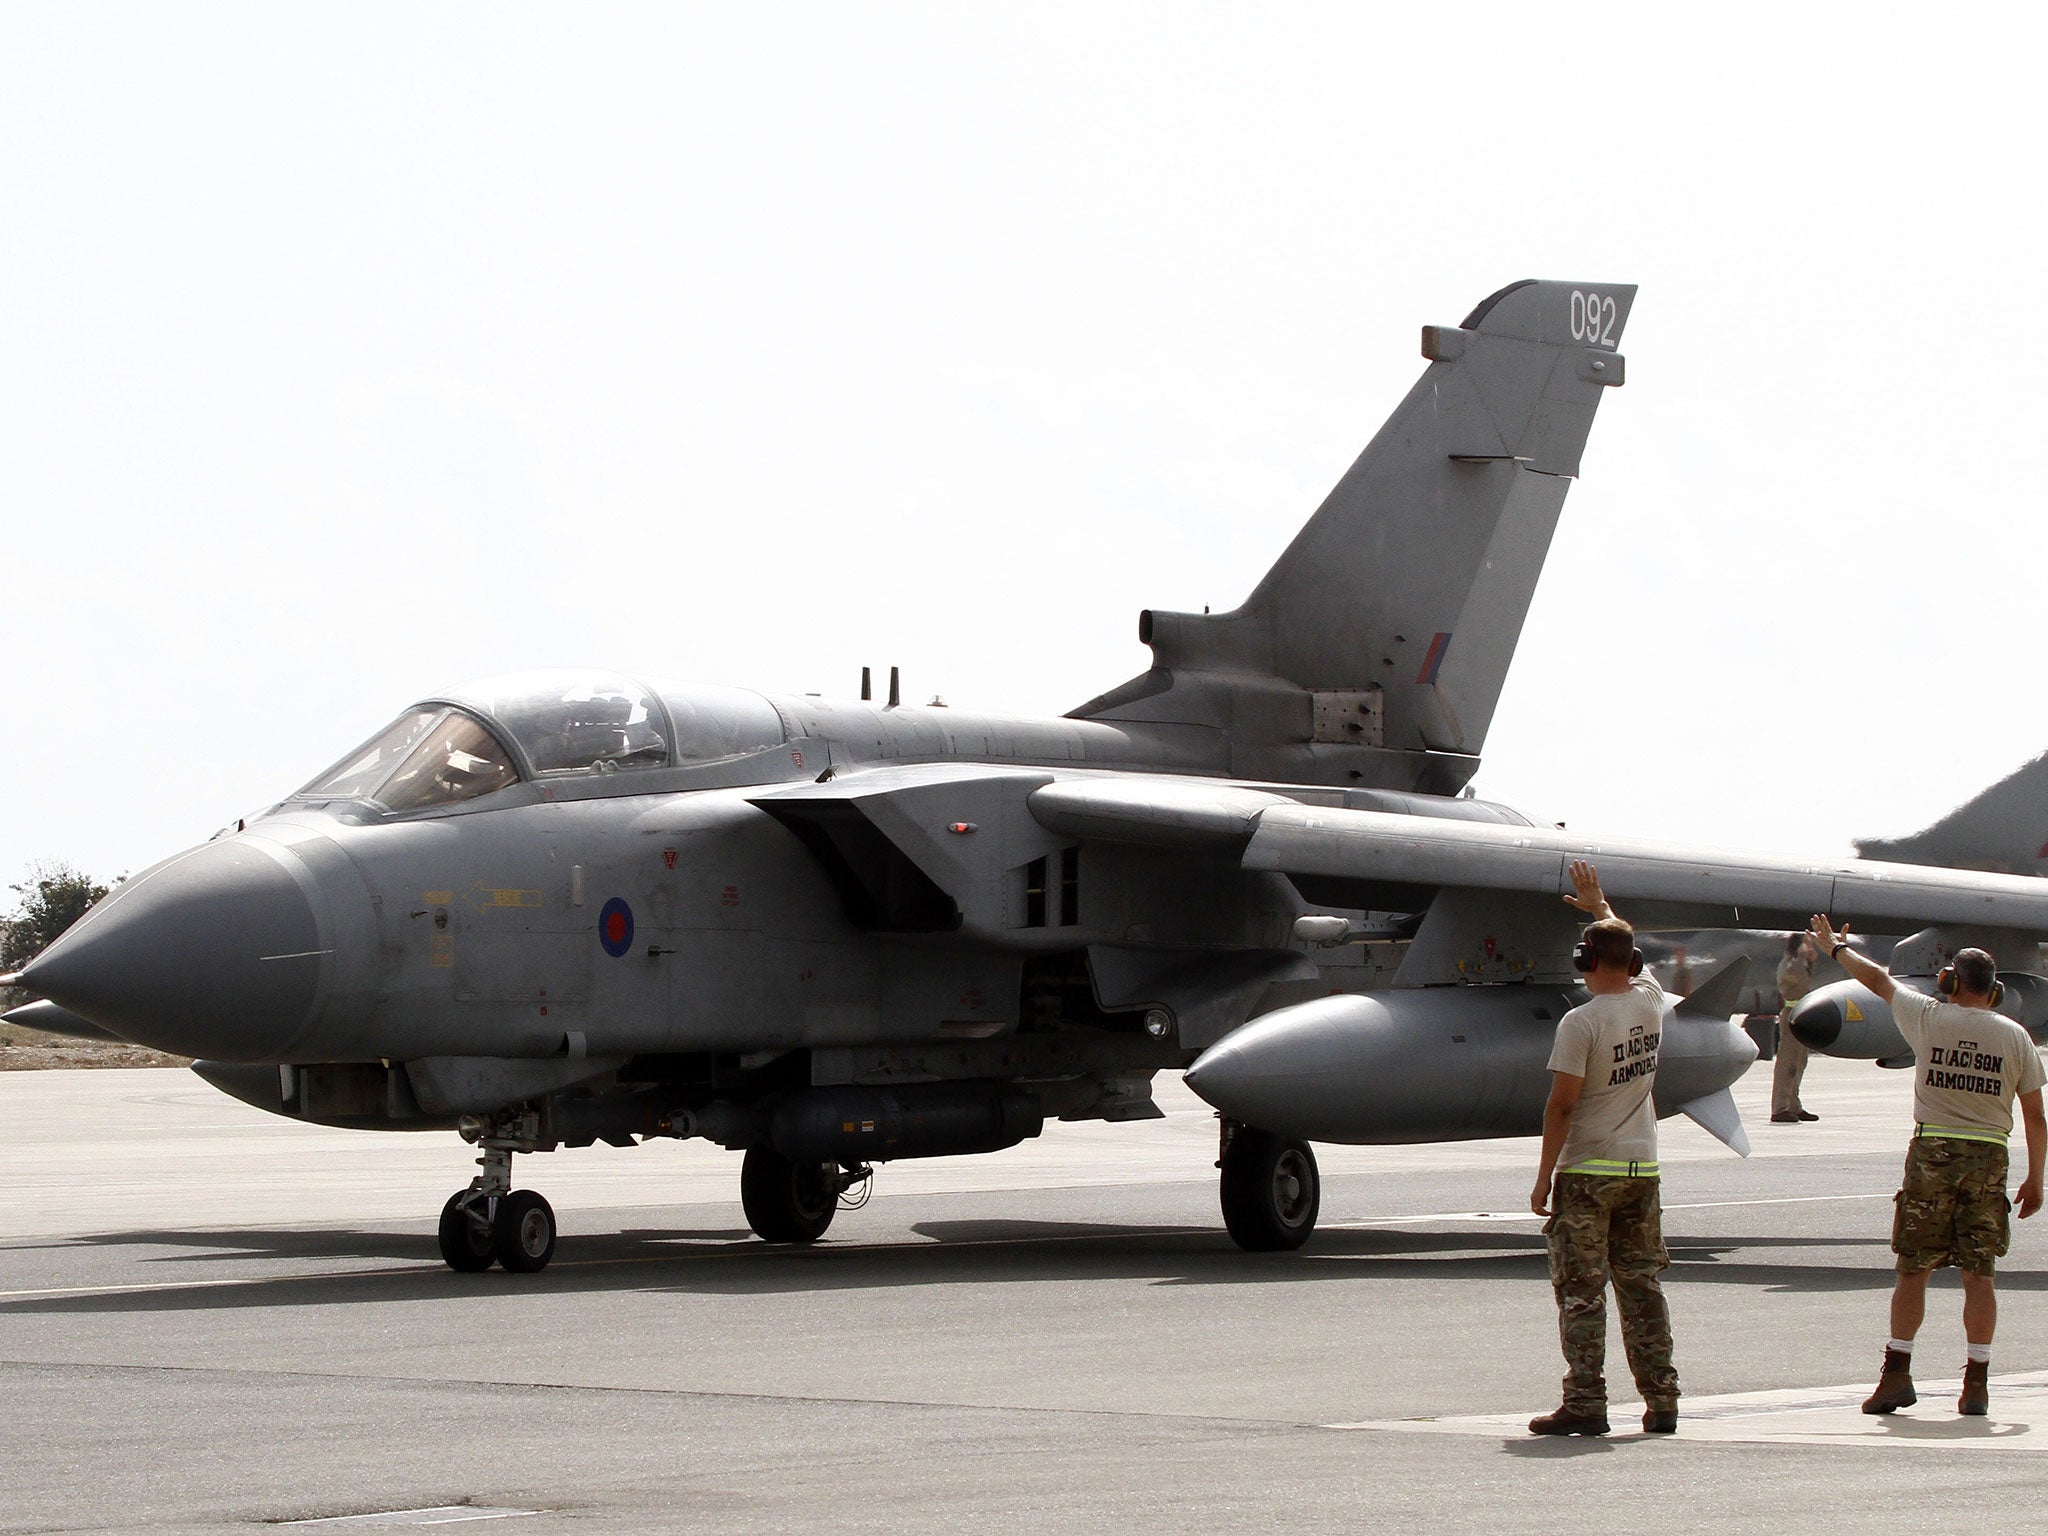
[16,279,2048,1274]
[1637,759,2048,1013]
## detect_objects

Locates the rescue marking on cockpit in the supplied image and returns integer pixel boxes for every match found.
[468,882,542,912]
[598,897,635,958]
[662,849,678,870]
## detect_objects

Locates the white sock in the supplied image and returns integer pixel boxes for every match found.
[1967,1343,1992,1365]
[1887,1338,1914,1356]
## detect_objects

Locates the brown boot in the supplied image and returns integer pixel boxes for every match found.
[1959,1360,1989,1416]
[1861,1348,1917,1414]
[1528,1406,1610,1436]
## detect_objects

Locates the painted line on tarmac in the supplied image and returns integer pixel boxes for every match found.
[1321,1191,1894,1229]
[0,1265,424,1301]
[1666,1192,1895,1212]
[1326,1371,2048,1450]
[0,1191,1898,1302]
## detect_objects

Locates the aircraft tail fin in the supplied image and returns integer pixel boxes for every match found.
[1071,280,1635,794]
[1856,752,2048,876]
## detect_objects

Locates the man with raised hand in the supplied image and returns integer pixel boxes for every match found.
[1810,917,2046,1416]
[1528,859,1680,1437]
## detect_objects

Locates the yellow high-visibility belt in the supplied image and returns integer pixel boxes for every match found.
[1561,1159,1660,1177]
[1914,1123,2009,1146]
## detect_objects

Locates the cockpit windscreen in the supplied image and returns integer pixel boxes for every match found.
[297,710,443,802]
[379,713,521,810]
[294,708,519,812]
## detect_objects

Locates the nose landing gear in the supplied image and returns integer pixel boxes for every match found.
[436,1109,559,1273]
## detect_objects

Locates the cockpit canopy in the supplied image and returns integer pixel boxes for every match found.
[291,670,786,813]
[448,671,672,775]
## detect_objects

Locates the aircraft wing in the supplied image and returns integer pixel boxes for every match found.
[1026,778,2048,932]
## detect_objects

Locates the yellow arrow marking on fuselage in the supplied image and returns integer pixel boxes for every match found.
[467,881,542,912]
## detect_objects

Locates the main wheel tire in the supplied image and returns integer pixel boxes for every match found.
[438,1191,497,1272]
[740,1145,840,1243]
[1219,1128,1320,1252]
[493,1189,557,1273]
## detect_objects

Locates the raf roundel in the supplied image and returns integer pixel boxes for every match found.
[597,897,635,958]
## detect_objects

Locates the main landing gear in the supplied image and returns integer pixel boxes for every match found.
[437,1111,558,1274]
[739,1145,872,1244]
[1217,1117,1320,1251]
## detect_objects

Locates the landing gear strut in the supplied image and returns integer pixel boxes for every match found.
[740,1145,870,1243]
[1218,1118,1320,1252]
[437,1109,558,1274]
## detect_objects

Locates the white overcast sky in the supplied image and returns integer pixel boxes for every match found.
[6,3,2046,889]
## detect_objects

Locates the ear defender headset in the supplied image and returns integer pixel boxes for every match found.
[1573,939,1644,977]
[1938,962,2005,1008]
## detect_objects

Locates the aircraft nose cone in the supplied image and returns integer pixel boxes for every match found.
[1789,996,1841,1052]
[18,838,324,1060]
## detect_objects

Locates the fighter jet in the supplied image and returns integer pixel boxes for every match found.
[1633,758,2048,1040]
[1778,757,2048,1063]
[14,279,2048,1274]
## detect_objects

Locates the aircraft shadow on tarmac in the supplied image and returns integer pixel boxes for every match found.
[3,1217,2022,1316]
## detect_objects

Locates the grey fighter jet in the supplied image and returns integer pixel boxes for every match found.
[15,279,2048,1274]
[1636,756,2048,1027]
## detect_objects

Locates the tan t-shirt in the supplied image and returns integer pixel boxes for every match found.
[1891,986,2047,1140]
[1548,973,1666,1175]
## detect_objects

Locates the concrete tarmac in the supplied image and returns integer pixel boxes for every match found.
[3,1055,2046,1534]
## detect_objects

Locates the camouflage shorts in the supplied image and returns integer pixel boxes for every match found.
[1893,1136,2011,1276]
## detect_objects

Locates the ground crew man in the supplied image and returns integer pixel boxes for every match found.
[1528,859,1680,1436]
[1772,933,1821,1122]
[1809,916,2046,1416]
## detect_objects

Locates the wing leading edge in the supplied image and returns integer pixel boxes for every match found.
[1027,779,2048,934]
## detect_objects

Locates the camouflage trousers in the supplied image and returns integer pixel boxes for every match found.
[1772,1012,1810,1115]
[1894,1136,2011,1276]
[1545,1173,1678,1414]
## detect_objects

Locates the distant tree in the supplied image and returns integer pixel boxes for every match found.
[0,863,113,974]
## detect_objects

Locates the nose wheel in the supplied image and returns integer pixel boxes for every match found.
[493,1189,558,1272]
[436,1124,558,1273]
[437,1191,497,1272]
[437,1186,559,1273]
